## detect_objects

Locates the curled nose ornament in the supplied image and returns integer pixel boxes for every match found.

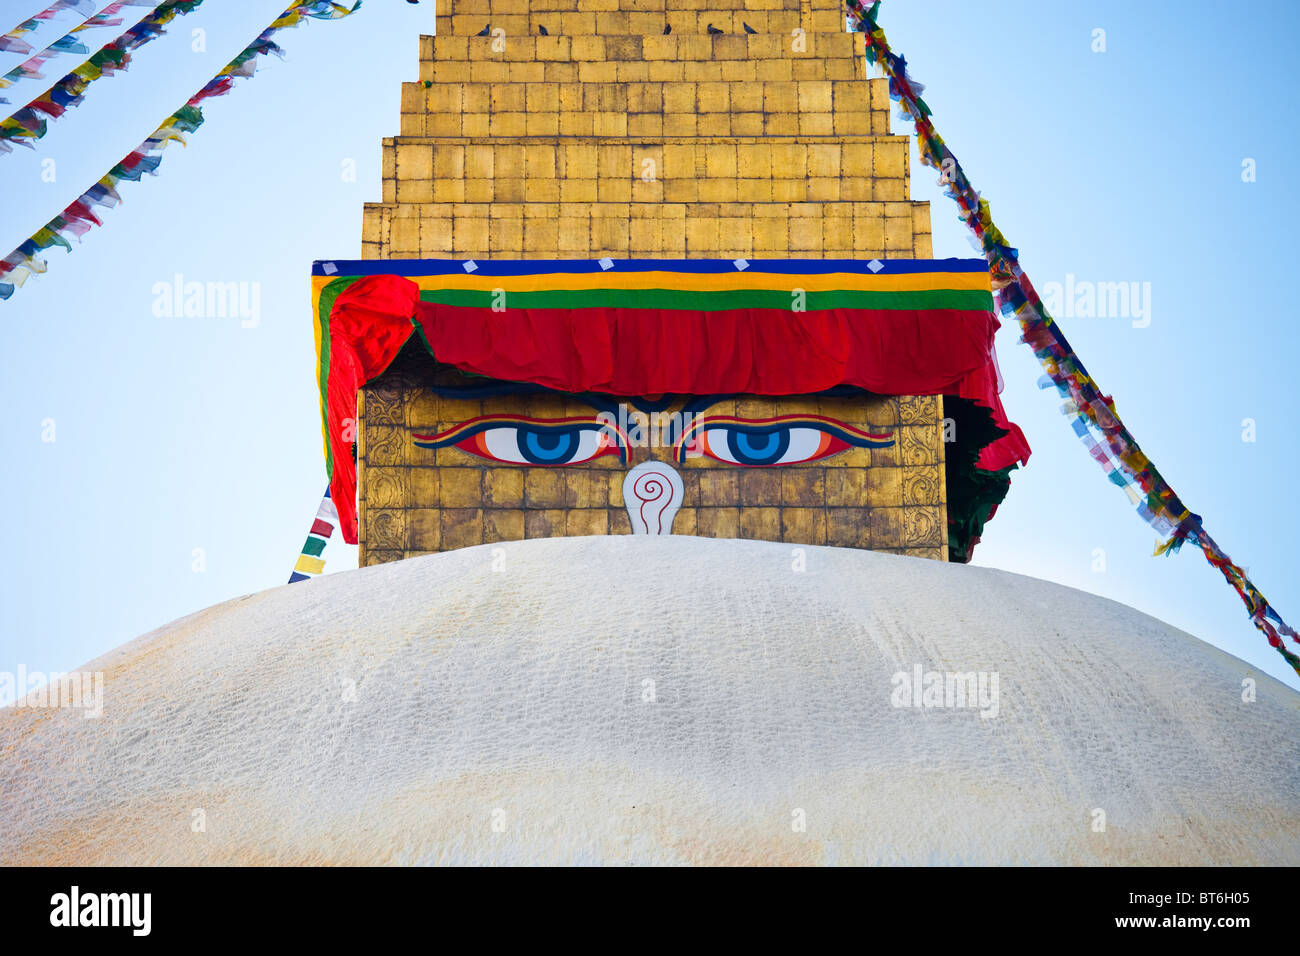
[622,460,684,535]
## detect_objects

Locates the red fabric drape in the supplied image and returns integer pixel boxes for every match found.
[326,274,1031,543]
[324,275,420,543]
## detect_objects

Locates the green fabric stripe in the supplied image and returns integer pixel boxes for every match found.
[416,288,992,312]
[302,535,327,557]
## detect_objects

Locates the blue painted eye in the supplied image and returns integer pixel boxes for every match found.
[413,416,625,466]
[677,416,896,467]
[727,428,791,465]
[482,425,607,465]
[519,427,578,464]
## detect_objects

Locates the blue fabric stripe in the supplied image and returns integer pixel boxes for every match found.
[311,257,990,277]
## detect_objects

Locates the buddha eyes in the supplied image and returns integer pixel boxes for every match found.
[483,424,605,464]
[675,416,895,466]
[701,426,829,466]
[413,417,625,466]
[414,414,894,467]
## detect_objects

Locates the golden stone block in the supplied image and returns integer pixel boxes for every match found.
[525,469,565,508]
[431,178,465,203]
[628,113,663,137]
[696,507,740,539]
[755,58,792,82]
[738,469,781,507]
[484,509,525,543]
[684,218,718,251]
[439,468,484,509]
[753,217,788,250]
[824,467,868,506]
[567,509,610,536]
[853,215,885,253]
[866,466,903,505]
[739,507,780,541]
[781,468,825,507]
[607,472,625,508]
[396,179,433,204]
[526,112,561,136]
[453,216,490,253]
[408,508,443,550]
[782,507,826,545]
[525,509,564,539]
[523,219,559,252]
[884,215,914,253]
[484,468,524,508]
[407,467,441,505]
[696,113,728,136]
[695,470,737,506]
[874,140,908,179]
[388,217,419,254]
[441,508,484,550]
[697,178,737,203]
[673,507,698,536]
[564,470,610,509]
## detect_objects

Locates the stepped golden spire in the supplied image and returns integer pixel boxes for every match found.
[362,0,932,260]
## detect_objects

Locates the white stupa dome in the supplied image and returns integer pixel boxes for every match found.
[2,535,1296,865]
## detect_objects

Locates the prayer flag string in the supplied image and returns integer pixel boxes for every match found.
[0,2,159,104]
[844,0,1299,676]
[1,1,96,55]
[0,1,362,301]
[1,2,208,148]
[288,486,336,583]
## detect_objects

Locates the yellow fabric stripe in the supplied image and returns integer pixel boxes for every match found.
[294,554,326,575]
[311,271,989,296]
[403,271,990,293]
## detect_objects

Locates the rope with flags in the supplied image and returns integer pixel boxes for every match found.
[1,35,92,104]
[0,2,157,104]
[0,0,362,300]
[289,486,337,582]
[68,1,147,33]
[1,2,210,150]
[0,1,95,55]
[844,0,1299,676]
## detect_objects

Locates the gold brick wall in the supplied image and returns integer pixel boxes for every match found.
[361,0,932,259]
[354,0,949,564]
[357,358,948,567]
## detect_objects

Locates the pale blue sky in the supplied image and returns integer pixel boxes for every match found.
[1,0,1297,690]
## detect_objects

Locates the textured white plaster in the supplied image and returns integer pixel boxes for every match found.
[1,536,1297,865]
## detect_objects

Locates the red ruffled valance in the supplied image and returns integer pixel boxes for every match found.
[323,273,1030,543]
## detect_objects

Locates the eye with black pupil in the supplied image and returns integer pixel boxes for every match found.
[519,427,578,464]
[726,428,791,465]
